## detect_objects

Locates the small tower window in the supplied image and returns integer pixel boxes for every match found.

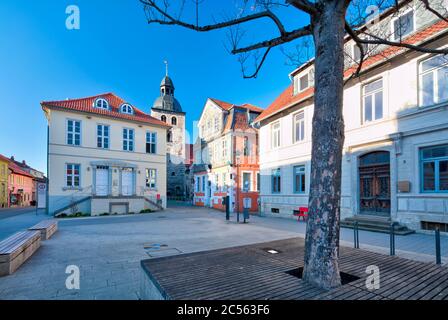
[161,115,167,122]
[167,131,173,142]
[120,104,133,114]
[94,98,109,110]
[171,116,177,125]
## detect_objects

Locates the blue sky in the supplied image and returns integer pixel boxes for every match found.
[0,0,309,174]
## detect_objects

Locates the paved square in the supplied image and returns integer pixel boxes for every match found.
[0,206,446,300]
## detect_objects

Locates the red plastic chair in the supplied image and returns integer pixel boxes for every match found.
[294,207,308,221]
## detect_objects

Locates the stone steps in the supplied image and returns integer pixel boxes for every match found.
[341,216,415,235]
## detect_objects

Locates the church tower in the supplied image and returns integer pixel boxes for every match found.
[151,63,186,199]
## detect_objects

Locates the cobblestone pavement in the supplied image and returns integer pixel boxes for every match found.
[0,206,446,299]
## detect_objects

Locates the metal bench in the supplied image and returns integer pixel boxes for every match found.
[293,207,309,221]
[0,231,41,276]
[28,220,58,240]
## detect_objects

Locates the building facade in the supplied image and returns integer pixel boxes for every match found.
[193,98,263,213]
[256,2,448,232]
[10,156,46,205]
[41,93,169,216]
[7,160,34,207]
[151,74,187,199]
[0,155,9,208]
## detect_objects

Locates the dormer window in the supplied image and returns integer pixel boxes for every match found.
[94,98,109,110]
[171,116,177,125]
[161,115,167,122]
[120,104,133,115]
[294,69,314,95]
[392,9,414,41]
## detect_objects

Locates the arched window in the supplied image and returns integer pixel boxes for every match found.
[120,104,133,114]
[171,116,177,125]
[94,98,109,110]
[161,115,167,122]
[167,131,172,142]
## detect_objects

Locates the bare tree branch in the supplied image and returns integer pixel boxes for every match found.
[287,0,319,15]
[140,0,288,36]
[419,0,448,22]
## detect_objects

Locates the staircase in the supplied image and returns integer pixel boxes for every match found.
[341,215,415,235]
[144,197,164,211]
[53,196,92,217]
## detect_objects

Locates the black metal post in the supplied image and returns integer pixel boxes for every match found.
[390,222,395,256]
[225,196,230,221]
[353,221,359,249]
[435,228,441,265]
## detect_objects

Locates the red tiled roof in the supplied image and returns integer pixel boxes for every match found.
[210,98,263,113]
[256,20,448,123]
[0,154,33,178]
[41,93,170,128]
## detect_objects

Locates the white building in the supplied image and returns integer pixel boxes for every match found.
[256,2,448,232]
[41,92,169,216]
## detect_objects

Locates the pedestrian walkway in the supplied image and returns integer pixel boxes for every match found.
[0,208,49,241]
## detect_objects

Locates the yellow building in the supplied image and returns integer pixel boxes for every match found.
[0,155,9,208]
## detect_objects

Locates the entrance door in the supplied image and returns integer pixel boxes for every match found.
[95,166,109,196]
[359,151,391,216]
[121,168,133,196]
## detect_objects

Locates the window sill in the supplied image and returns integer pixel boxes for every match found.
[62,187,83,191]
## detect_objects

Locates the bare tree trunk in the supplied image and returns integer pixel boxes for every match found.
[302,0,347,290]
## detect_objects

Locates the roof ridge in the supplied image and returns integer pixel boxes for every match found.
[41,92,115,105]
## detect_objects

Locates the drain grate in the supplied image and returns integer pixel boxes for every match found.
[286,267,360,285]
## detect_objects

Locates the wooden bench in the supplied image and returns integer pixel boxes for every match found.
[293,207,309,221]
[28,220,58,240]
[0,231,41,276]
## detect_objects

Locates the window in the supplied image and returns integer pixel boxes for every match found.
[257,172,260,191]
[214,117,219,132]
[421,145,448,193]
[196,177,200,192]
[161,115,166,122]
[145,169,157,189]
[353,42,369,62]
[392,9,414,40]
[97,125,109,149]
[67,120,81,146]
[167,131,173,143]
[294,165,306,193]
[66,164,80,188]
[123,128,134,151]
[120,104,133,114]
[419,55,448,106]
[243,137,250,156]
[94,98,109,110]
[222,140,227,158]
[299,73,309,91]
[293,112,305,142]
[362,79,383,123]
[271,122,280,149]
[146,131,157,154]
[272,168,281,193]
[202,176,206,192]
[243,172,251,191]
[222,173,227,191]
[171,117,177,125]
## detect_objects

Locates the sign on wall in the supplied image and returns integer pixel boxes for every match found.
[37,183,47,209]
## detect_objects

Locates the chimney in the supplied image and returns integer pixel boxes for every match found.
[10,156,14,161]
[22,160,26,165]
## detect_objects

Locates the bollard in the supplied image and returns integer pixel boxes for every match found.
[390,222,396,256]
[353,221,360,249]
[435,228,441,265]
[225,196,230,221]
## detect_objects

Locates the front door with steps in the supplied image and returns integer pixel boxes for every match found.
[359,151,391,217]
[121,168,133,196]
[95,166,109,196]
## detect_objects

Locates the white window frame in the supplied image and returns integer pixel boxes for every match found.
[97,124,110,149]
[293,111,305,143]
[94,98,110,110]
[120,103,133,114]
[146,131,157,154]
[362,78,384,124]
[242,171,252,192]
[65,163,81,188]
[391,8,415,41]
[352,41,370,62]
[271,121,281,149]
[145,168,157,189]
[122,128,135,152]
[419,54,448,107]
[66,119,81,146]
